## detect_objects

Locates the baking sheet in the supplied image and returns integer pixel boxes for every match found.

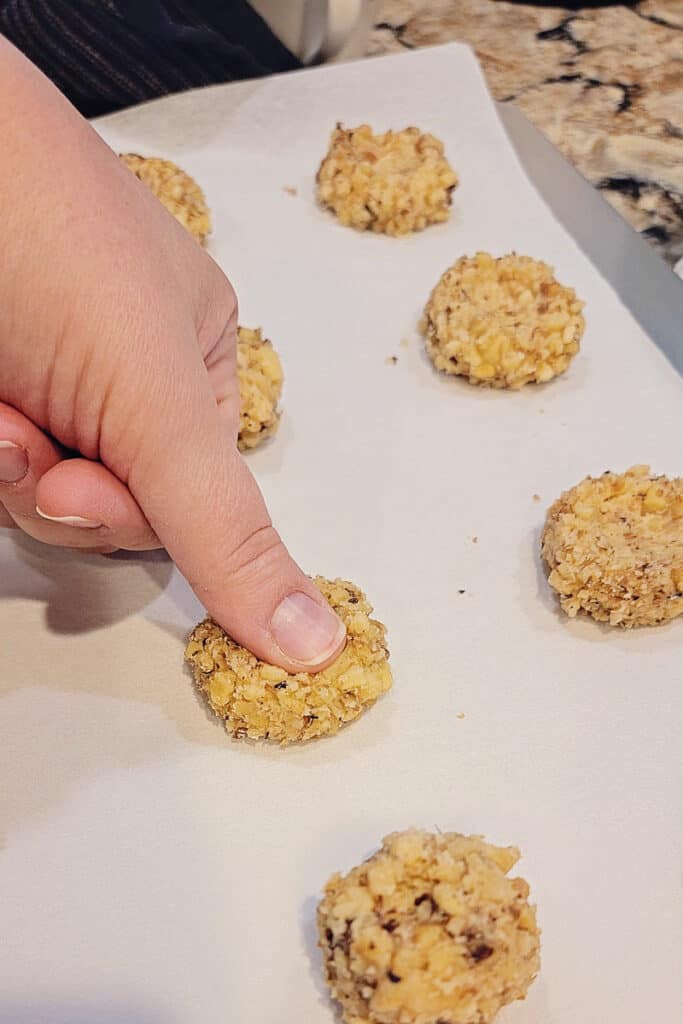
[1,44,681,1024]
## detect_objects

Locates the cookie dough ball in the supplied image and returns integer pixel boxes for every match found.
[316,124,458,236]
[236,326,284,451]
[185,578,392,744]
[318,829,540,1024]
[119,154,211,244]
[541,465,683,627]
[421,252,585,388]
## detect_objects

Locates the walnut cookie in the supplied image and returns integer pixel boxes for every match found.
[542,465,683,627]
[421,252,585,389]
[185,577,392,745]
[119,153,211,245]
[316,124,458,236]
[318,829,540,1024]
[236,326,283,451]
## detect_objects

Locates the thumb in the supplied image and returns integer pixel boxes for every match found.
[122,355,346,674]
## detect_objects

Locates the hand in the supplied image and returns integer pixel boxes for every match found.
[0,39,345,672]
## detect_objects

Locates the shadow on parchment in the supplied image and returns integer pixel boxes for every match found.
[0,533,230,844]
[300,894,344,1024]
[0,1000,177,1024]
[0,532,173,634]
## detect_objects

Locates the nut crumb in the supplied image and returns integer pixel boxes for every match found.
[533,494,541,502]
[386,355,398,365]
[472,536,478,544]
[283,185,298,196]
[456,712,466,720]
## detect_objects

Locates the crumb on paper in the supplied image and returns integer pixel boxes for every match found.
[541,465,683,628]
[185,577,392,744]
[456,712,466,720]
[533,494,541,502]
[400,337,410,348]
[283,185,298,196]
[386,355,399,365]
[317,829,540,1024]
[472,536,479,544]
[316,124,458,235]
[458,589,466,595]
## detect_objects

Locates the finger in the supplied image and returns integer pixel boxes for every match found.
[125,357,346,673]
[0,403,63,519]
[35,459,160,551]
[0,404,113,550]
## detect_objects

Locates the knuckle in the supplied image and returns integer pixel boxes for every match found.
[222,522,285,584]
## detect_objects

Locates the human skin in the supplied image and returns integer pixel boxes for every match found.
[0,38,345,672]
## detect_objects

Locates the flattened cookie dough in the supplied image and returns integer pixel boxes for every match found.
[237,326,283,451]
[316,124,458,236]
[185,578,392,744]
[318,829,540,1024]
[421,252,585,388]
[542,465,683,627]
[119,154,211,244]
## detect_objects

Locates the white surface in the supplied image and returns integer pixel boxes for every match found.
[1,45,682,1024]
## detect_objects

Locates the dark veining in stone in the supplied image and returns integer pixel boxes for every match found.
[598,177,644,200]
[643,224,671,244]
[537,16,589,55]
[374,21,415,50]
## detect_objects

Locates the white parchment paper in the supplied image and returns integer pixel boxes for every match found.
[1,45,681,1024]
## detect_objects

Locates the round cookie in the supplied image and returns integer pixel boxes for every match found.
[541,464,683,628]
[421,252,585,388]
[185,577,392,744]
[119,153,211,244]
[316,124,458,236]
[237,326,283,451]
[318,829,540,1024]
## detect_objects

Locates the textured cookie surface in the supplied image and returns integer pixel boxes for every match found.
[237,326,283,451]
[541,465,683,627]
[421,252,585,388]
[185,578,392,745]
[316,124,458,236]
[318,829,540,1024]
[119,154,211,244]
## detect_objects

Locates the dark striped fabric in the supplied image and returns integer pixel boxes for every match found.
[0,0,301,116]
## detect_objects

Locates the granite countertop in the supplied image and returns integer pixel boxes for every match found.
[368,1,683,268]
